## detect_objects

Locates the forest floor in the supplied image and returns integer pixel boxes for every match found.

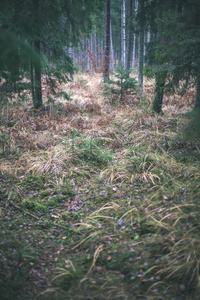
[0,73,200,300]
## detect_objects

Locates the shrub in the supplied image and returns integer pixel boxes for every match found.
[103,66,138,103]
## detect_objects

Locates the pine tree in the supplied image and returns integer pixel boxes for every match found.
[146,0,200,112]
[0,0,99,108]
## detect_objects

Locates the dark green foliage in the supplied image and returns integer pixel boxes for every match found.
[0,32,39,83]
[104,66,138,102]
[179,109,200,141]
[0,133,11,156]
[146,0,200,111]
[0,0,99,108]
[74,137,113,167]
[0,231,36,300]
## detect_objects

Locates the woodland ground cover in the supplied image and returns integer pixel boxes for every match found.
[0,73,200,299]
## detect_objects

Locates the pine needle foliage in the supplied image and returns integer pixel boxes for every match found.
[103,66,138,103]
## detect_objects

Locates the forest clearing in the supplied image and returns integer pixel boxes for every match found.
[0,72,200,299]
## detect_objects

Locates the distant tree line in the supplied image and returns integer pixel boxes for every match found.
[0,0,200,112]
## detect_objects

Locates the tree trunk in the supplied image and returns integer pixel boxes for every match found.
[110,19,114,70]
[32,0,43,109]
[30,58,35,104]
[138,31,144,88]
[127,0,135,69]
[121,0,126,67]
[151,71,167,113]
[134,0,139,67]
[135,33,139,66]
[132,33,136,67]
[194,75,200,110]
[34,39,43,108]
[103,0,110,82]
[138,0,144,89]
[69,25,74,80]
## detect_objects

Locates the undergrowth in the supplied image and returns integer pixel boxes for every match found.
[0,73,200,300]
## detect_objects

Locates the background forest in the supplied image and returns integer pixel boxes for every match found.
[0,0,200,299]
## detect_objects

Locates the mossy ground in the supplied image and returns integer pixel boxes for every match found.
[0,73,200,299]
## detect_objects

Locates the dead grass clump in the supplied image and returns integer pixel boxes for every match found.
[0,107,23,127]
[18,145,72,176]
[95,115,113,127]
[9,130,56,152]
[145,201,200,295]
[61,103,80,115]
[14,132,39,151]
[128,112,153,133]
[68,116,89,130]
[84,128,112,139]
[109,139,124,150]
[0,161,15,175]
[84,102,101,115]
[69,81,88,91]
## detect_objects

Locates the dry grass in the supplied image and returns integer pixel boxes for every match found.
[1,72,200,300]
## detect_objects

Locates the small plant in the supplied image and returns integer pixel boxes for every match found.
[103,66,138,103]
[22,198,48,212]
[0,132,11,155]
[0,231,36,300]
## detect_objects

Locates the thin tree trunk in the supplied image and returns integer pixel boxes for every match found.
[34,39,43,108]
[32,0,43,109]
[133,33,136,67]
[194,75,200,109]
[134,0,139,67]
[103,0,110,81]
[121,0,126,67]
[138,0,144,89]
[127,0,135,69]
[30,58,35,103]
[138,31,144,88]
[69,25,74,80]
[110,19,114,70]
[86,39,90,71]
[135,34,138,66]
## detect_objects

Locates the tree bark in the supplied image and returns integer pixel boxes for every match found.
[138,0,144,89]
[103,0,110,82]
[151,71,167,113]
[34,39,43,108]
[32,0,43,109]
[127,0,135,69]
[30,58,35,104]
[121,0,126,67]
[110,19,114,70]
[194,75,200,110]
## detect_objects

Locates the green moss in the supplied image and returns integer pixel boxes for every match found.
[40,189,52,198]
[22,199,35,209]
[22,198,48,212]
[61,211,70,220]
[20,174,47,190]
[62,188,75,197]
[34,202,48,212]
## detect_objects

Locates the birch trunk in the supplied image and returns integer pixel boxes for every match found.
[138,0,144,89]
[110,19,114,70]
[103,0,110,81]
[121,0,126,67]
